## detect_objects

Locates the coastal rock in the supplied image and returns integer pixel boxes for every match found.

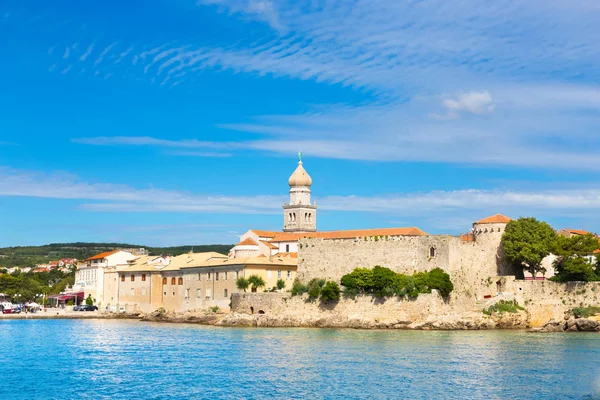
[534,319,565,333]
[575,318,600,332]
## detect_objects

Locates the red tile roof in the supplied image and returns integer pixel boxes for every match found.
[237,237,259,246]
[261,241,278,249]
[269,227,427,242]
[250,230,277,238]
[460,233,475,242]
[476,214,512,224]
[564,229,589,236]
[85,250,120,261]
[275,252,298,258]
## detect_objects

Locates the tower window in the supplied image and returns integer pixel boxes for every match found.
[429,247,436,258]
[286,244,290,252]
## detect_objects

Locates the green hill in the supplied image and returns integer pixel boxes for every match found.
[0,242,234,268]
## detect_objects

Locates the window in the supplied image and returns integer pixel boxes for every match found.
[224,272,228,280]
[163,291,167,296]
[286,244,290,252]
[172,292,175,296]
[277,270,282,279]
[206,288,212,300]
[236,271,239,279]
[131,275,135,282]
[429,247,436,258]
[185,289,190,299]
[178,277,183,285]
[142,288,146,296]
[162,277,167,285]
[120,289,124,296]
[207,272,211,281]
[121,275,125,282]
[287,270,292,280]
[198,273,201,280]
[141,274,146,282]
[216,272,219,281]
[197,288,201,298]
[171,277,176,285]
[267,270,272,279]
[130,288,134,296]
[224,289,228,298]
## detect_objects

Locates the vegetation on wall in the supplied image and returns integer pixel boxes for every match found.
[571,306,600,319]
[482,300,525,315]
[340,266,454,299]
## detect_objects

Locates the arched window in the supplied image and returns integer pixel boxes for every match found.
[141,274,146,282]
[171,277,176,285]
[121,275,125,282]
[130,275,135,281]
[162,277,167,285]
[429,247,436,258]
[178,277,183,285]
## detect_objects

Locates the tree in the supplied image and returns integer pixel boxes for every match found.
[236,277,250,292]
[276,279,286,291]
[85,294,94,306]
[247,275,266,292]
[552,233,600,282]
[502,217,557,278]
[291,279,309,296]
[424,268,454,297]
[307,278,325,300]
[320,281,341,301]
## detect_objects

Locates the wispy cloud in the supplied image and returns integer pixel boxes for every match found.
[79,43,94,61]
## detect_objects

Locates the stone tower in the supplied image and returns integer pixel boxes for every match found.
[283,154,317,232]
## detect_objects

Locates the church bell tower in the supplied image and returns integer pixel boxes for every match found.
[283,153,317,232]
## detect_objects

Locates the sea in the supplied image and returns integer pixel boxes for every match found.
[0,319,599,399]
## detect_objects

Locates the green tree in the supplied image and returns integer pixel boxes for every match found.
[276,279,286,291]
[247,275,266,292]
[85,294,94,306]
[320,281,341,301]
[307,278,325,300]
[552,233,600,281]
[502,217,557,279]
[236,277,250,292]
[424,268,454,297]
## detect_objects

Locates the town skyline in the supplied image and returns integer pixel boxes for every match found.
[1,0,600,246]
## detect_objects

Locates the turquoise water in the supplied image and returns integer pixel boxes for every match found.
[1,320,600,399]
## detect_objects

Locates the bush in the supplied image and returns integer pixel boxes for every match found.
[571,306,600,318]
[236,277,250,292]
[291,279,309,296]
[276,279,286,291]
[340,267,455,299]
[307,278,325,300]
[320,281,341,301]
[210,306,219,313]
[483,300,524,315]
[340,268,374,292]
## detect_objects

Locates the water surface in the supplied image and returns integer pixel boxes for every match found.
[1,319,599,399]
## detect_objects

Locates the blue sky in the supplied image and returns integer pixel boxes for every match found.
[1,0,600,246]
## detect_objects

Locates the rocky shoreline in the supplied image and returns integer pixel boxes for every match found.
[138,308,532,330]
[531,316,600,332]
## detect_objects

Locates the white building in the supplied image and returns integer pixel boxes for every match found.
[74,250,136,304]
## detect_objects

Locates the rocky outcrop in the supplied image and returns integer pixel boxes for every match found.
[139,308,225,325]
[531,317,600,333]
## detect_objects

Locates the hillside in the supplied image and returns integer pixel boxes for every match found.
[0,242,234,268]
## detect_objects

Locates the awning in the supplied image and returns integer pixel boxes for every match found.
[49,292,84,301]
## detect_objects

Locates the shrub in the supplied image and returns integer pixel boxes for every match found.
[372,266,397,298]
[291,279,309,296]
[85,294,94,306]
[340,268,374,292]
[571,306,600,318]
[320,281,341,301]
[307,278,325,300]
[210,306,219,313]
[483,300,524,315]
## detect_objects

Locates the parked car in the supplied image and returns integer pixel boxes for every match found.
[12,304,22,314]
[83,305,98,311]
[73,305,85,311]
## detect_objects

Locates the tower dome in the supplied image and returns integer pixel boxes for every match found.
[288,161,312,187]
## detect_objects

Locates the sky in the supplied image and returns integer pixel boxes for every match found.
[1,0,600,247]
